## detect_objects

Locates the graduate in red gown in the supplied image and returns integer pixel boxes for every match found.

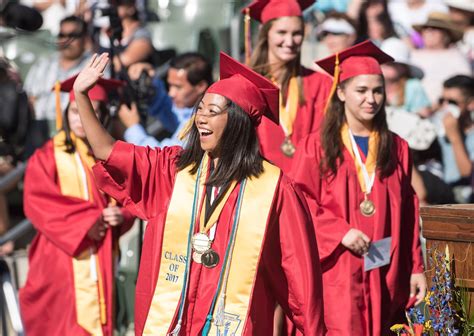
[290,40,427,335]
[72,52,325,335]
[20,77,135,336]
[244,0,332,173]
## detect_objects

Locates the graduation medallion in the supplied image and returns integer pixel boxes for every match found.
[280,137,296,157]
[192,251,203,264]
[191,232,212,253]
[201,249,220,268]
[360,197,375,217]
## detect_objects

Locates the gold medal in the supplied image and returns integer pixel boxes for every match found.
[201,249,220,269]
[191,232,211,253]
[360,197,375,217]
[281,137,296,157]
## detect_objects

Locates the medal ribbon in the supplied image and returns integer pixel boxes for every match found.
[198,180,238,234]
[340,124,378,194]
[277,76,299,137]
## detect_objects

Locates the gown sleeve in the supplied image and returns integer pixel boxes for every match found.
[262,176,326,335]
[290,134,351,267]
[24,142,102,257]
[399,140,424,274]
[92,141,180,220]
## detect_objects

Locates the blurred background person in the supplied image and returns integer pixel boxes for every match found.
[317,11,357,56]
[97,0,154,74]
[431,75,474,203]
[411,12,471,105]
[381,38,431,117]
[445,0,474,72]
[23,15,91,147]
[118,52,212,147]
[388,0,448,48]
[20,75,135,336]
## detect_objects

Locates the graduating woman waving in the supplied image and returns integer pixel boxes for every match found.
[72,52,325,335]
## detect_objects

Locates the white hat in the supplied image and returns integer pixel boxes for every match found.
[444,0,474,13]
[317,18,356,37]
[380,38,424,79]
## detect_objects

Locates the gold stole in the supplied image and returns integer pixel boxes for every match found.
[340,124,379,192]
[53,131,104,336]
[143,158,280,335]
[279,76,299,136]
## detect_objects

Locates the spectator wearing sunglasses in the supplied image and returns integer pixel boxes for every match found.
[23,15,92,148]
[433,75,474,202]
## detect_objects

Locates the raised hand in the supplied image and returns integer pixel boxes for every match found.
[73,53,109,94]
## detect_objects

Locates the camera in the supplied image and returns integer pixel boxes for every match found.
[121,69,156,123]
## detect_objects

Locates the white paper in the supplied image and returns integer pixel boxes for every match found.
[364,237,392,272]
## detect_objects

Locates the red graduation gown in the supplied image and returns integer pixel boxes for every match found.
[19,140,134,336]
[290,133,424,335]
[256,68,332,174]
[92,141,326,335]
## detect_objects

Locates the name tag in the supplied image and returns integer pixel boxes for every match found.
[364,237,392,271]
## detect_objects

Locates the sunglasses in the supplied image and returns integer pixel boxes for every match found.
[438,97,460,106]
[57,32,84,39]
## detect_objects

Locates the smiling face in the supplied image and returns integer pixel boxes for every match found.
[194,93,229,155]
[267,16,304,64]
[67,100,101,139]
[337,74,385,134]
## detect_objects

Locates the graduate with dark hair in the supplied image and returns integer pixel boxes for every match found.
[291,40,427,335]
[72,52,325,335]
[244,0,332,173]
[20,76,135,336]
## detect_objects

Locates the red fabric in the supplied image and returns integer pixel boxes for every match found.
[256,68,332,174]
[290,132,424,335]
[92,141,326,335]
[56,74,124,102]
[316,40,394,82]
[19,140,134,336]
[246,0,314,23]
[207,52,280,125]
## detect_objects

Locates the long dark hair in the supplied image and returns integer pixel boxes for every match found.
[249,18,306,106]
[177,99,264,186]
[63,102,109,153]
[356,0,397,43]
[321,77,394,178]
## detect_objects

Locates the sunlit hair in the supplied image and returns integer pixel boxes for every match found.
[63,102,109,153]
[249,17,306,106]
[321,76,394,178]
[177,97,264,186]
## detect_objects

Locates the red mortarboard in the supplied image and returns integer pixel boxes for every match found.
[207,52,279,125]
[316,40,394,82]
[245,0,314,23]
[53,74,124,131]
[55,74,124,103]
[315,40,393,113]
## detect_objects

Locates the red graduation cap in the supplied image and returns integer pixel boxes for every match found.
[55,74,124,103]
[316,40,394,82]
[315,40,393,113]
[207,52,279,126]
[53,74,124,130]
[245,0,314,23]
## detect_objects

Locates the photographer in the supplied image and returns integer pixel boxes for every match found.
[118,52,213,147]
[97,0,153,73]
[0,57,32,255]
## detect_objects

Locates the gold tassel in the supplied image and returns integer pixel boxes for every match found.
[95,254,107,325]
[244,8,251,65]
[324,53,340,114]
[55,81,63,131]
[178,115,195,141]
